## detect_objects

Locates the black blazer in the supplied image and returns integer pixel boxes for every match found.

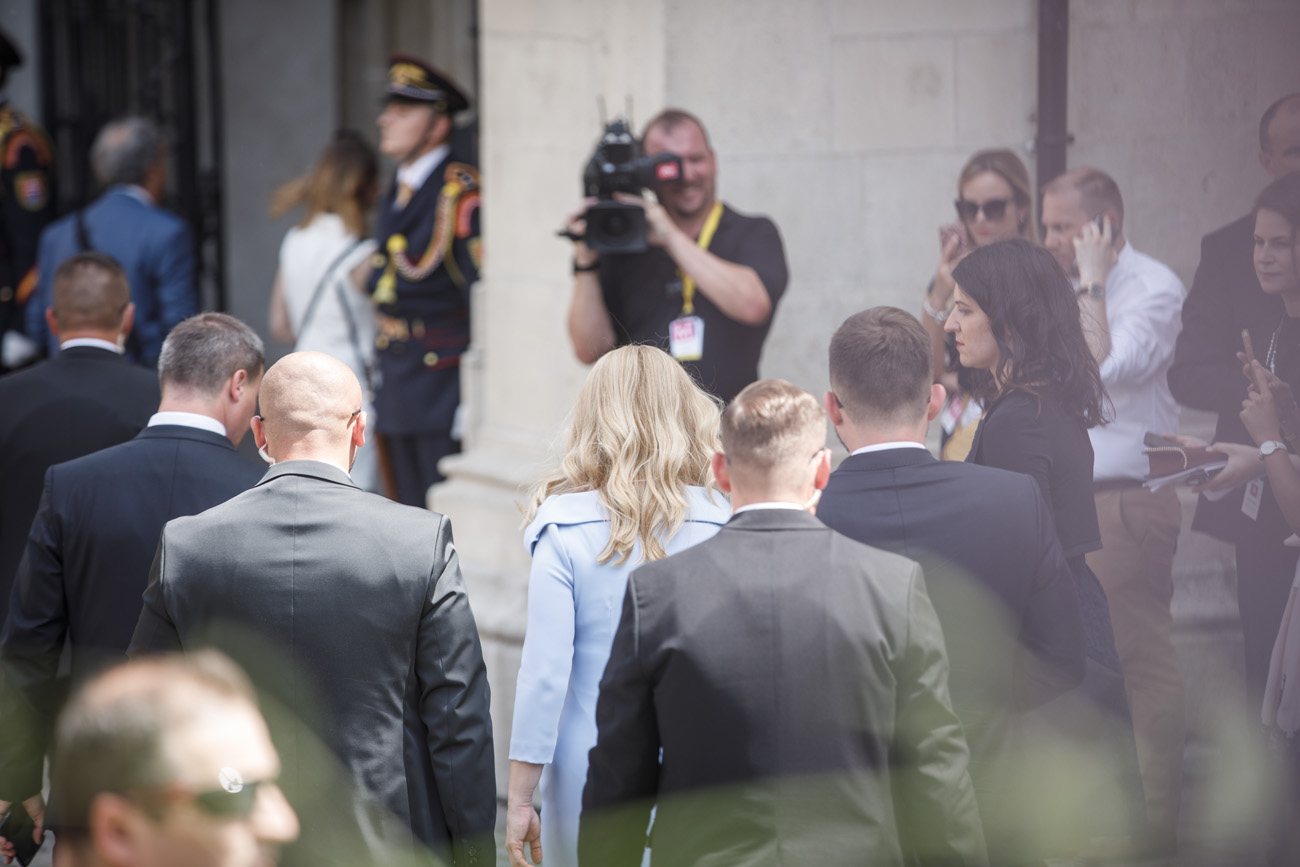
[129,460,497,867]
[580,509,987,867]
[1168,214,1284,542]
[817,447,1085,853]
[0,347,158,621]
[0,424,261,802]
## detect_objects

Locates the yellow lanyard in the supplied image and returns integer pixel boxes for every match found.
[679,202,724,316]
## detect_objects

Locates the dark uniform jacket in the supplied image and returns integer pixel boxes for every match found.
[0,423,260,802]
[0,99,53,348]
[129,460,497,867]
[367,154,480,435]
[0,346,158,623]
[580,509,987,867]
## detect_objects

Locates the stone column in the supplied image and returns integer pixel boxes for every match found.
[432,0,666,790]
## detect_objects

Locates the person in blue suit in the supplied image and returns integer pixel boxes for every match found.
[27,116,195,365]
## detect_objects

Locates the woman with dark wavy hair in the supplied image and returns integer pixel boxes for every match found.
[946,238,1144,854]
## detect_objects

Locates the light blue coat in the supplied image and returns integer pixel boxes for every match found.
[509,486,729,867]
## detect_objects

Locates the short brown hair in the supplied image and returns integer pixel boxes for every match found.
[721,379,825,486]
[51,252,130,331]
[1043,167,1125,231]
[158,312,264,397]
[641,108,711,149]
[829,307,931,424]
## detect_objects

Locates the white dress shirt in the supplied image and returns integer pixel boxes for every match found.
[58,337,122,353]
[1088,242,1185,482]
[850,442,928,456]
[395,143,450,206]
[147,411,228,438]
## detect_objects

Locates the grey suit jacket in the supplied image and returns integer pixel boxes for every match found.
[579,508,987,867]
[129,460,496,867]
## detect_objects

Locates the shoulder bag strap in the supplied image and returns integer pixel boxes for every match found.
[296,239,365,341]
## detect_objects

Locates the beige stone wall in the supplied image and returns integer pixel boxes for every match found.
[439,0,1300,790]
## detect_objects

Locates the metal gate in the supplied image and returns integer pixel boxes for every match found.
[38,0,226,310]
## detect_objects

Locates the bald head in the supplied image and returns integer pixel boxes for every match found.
[257,352,364,461]
[1260,93,1300,180]
[50,253,131,335]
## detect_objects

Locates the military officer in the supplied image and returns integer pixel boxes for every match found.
[0,27,54,371]
[366,55,481,507]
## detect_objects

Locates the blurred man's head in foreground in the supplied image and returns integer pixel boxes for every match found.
[52,651,298,867]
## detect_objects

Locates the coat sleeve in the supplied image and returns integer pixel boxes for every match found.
[0,474,68,800]
[146,218,197,363]
[415,515,497,865]
[127,535,184,655]
[1013,482,1086,709]
[1168,231,1248,414]
[578,574,660,867]
[892,563,989,867]
[508,525,577,763]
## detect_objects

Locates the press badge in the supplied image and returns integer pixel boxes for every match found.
[669,315,705,361]
[1243,477,1264,522]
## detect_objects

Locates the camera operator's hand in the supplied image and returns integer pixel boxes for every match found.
[613,192,680,249]
[565,197,600,268]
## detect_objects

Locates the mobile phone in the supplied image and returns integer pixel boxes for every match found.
[1243,329,1258,366]
[0,803,41,867]
[938,222,965,253]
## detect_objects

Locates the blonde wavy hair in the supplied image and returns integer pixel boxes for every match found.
[524,345,722,566]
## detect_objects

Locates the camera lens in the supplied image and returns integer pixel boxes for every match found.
[604,213,629,237]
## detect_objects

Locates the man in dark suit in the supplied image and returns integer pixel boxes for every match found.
[578,378,986,867]
[0,311,263,837]
[815,307,1085,863]
[27,116,195,366]
[1167,93,1300,704]
[0,252,158,625]
[129,351,496,867]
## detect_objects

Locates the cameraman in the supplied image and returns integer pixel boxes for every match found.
[565,109,788,403]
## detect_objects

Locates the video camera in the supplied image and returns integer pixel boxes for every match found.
[580,118,683,254]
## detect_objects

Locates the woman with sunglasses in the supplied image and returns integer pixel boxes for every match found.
[946,239,1148,855]
[505,345,730,867]
[921,149,1038,459]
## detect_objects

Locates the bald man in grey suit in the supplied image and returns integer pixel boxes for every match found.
[129,352,496,867]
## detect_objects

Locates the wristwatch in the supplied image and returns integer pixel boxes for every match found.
[1260,440,1289,459]
[1078,282,1105,300]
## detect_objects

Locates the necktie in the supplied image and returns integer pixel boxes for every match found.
[395,181,414,209]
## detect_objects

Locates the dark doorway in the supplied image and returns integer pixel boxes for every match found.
[38,0,226,310]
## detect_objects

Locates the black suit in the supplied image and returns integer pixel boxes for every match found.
[129,460,496,867]
[580,509,987,867]
[1168,213,1298,699]
[0,346,158,622]
[817,447,1085,861]
[0,423,261,803]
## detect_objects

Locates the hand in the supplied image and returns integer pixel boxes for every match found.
[505,798,543,867]
[1194,441,1264,494]
[1244,359,1300,446]
[563,197,600,268]
[0,795,45,865]
[1073,216,1118,288]
[1166,433,1208,449]
[612,192,679,249]
[932,230,965,303]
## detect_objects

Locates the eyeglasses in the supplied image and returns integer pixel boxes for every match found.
[954,198,1011,222]
[123,767,273,820]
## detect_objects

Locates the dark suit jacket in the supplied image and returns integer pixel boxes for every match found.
[0,346,159,624]
[0,423,260,802]
[579,509,987,867]
[817,447,1085,856]
[1168,213,1284,543]
[129,460,496,867]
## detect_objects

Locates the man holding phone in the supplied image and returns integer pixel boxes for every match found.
[1041,167,1187,857]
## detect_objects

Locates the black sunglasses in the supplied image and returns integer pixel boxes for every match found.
[124,768,270,820]
[954,198,1011,222]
